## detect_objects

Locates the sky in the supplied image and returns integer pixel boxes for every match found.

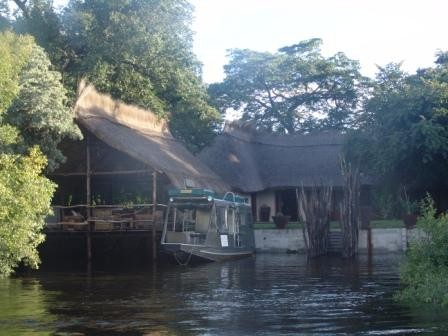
[190,0,448,84]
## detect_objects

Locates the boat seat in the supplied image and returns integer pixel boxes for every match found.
[166,231,190,244]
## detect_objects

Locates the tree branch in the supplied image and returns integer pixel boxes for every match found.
[13,0,30,19]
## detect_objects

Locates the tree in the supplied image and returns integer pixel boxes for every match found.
[208,39,369,133]
[5,43,82,172]
[12,0,67,69]
[0,31,32,155]
[0,146,55,276]
[60,0,220,151]
[0,31,32,114]
[345,60,448,193]
[0,1,10,30]
[8,0,221,152]
[0,31,55,277]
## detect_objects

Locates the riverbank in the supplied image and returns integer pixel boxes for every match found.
[255,228,421,253]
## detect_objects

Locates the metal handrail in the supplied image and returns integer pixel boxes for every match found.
[223,191,236,203]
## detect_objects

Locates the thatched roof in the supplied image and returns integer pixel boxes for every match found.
[73,82,229,192]
[198,121,358,193]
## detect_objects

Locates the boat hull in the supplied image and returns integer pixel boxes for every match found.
[163,243,254,262]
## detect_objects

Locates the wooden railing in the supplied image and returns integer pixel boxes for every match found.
[45,204,167,232]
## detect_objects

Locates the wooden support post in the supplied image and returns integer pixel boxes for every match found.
[152,171,157,260]
[367,227,372,256]
[86,233,92,262]
[86,135,92,263]
[250,193,257,221]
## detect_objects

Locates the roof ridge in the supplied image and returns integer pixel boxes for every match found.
[224,131,344,148]
[75,81,171,137]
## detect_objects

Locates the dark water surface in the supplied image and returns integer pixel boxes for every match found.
[1,254,447,335]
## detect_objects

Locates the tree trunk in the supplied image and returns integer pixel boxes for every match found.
[297,184,332,258]
[340,158,361,258]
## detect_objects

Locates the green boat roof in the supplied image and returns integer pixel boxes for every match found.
[168,188,249,205]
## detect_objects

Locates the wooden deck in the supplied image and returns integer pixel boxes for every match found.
[45,204,166,233]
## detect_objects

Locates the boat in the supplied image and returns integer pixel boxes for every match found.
[161,188,255,263]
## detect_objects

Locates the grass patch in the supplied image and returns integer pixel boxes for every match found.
[254,219,405,230]
[370,219,404,228]
[253,222,302,229]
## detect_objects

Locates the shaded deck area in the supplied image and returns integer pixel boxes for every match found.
[42,204,167,265]
[46,204,166,233]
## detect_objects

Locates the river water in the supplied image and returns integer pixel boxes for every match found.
[0,254,447,335]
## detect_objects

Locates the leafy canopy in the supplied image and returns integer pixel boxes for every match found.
[10,0,220,152]
[5,43,82,171]
[0,31,55,276]
[345,58,448,191]
[0,31,33,115]
[209,39,369,133]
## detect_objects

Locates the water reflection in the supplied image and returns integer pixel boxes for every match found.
[0,254,447,335]
[0,278,55,335]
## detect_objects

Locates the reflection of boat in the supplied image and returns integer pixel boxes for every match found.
[161,188,255,263]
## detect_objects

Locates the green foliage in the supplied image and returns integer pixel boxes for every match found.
[0,1,11,30]
[345,60,448,191]
[397,196,448,306]
[0,31,32,154]
[372,188,395,219]
[60,0,220,151]
[0,124,19,153]
[0,147,55,276]
[5,43,82,171]
[209,38,370,133]
[0,31,33,115]
[12,0,65,68]
[398,186,419,214]
[0,31,57,277]
[253,219,404,230]
[369,219,404,229]
[6,0,221,152]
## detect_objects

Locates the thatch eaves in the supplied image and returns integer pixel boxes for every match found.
[199,121,353,193]
[73,82,229,192]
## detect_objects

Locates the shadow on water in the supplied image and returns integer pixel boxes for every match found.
[1,254,448,335]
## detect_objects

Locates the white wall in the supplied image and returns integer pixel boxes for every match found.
[358,229,406,252]
[255,229,306,252]
[255,228,421,253]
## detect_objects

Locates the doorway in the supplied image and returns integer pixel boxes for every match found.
[275,189,298,221]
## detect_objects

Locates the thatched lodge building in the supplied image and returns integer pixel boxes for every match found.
[45,84,375,263]
[52,83,370,225]
[198,122,372,222]
[51,82,228,208]
[45,83,233,262]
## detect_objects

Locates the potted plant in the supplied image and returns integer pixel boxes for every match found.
[272,212,290,229]
[399,187,418,229]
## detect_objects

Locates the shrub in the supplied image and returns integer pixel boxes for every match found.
[397,196,448,306]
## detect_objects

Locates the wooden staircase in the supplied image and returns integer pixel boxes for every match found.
[328,230,343,254]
